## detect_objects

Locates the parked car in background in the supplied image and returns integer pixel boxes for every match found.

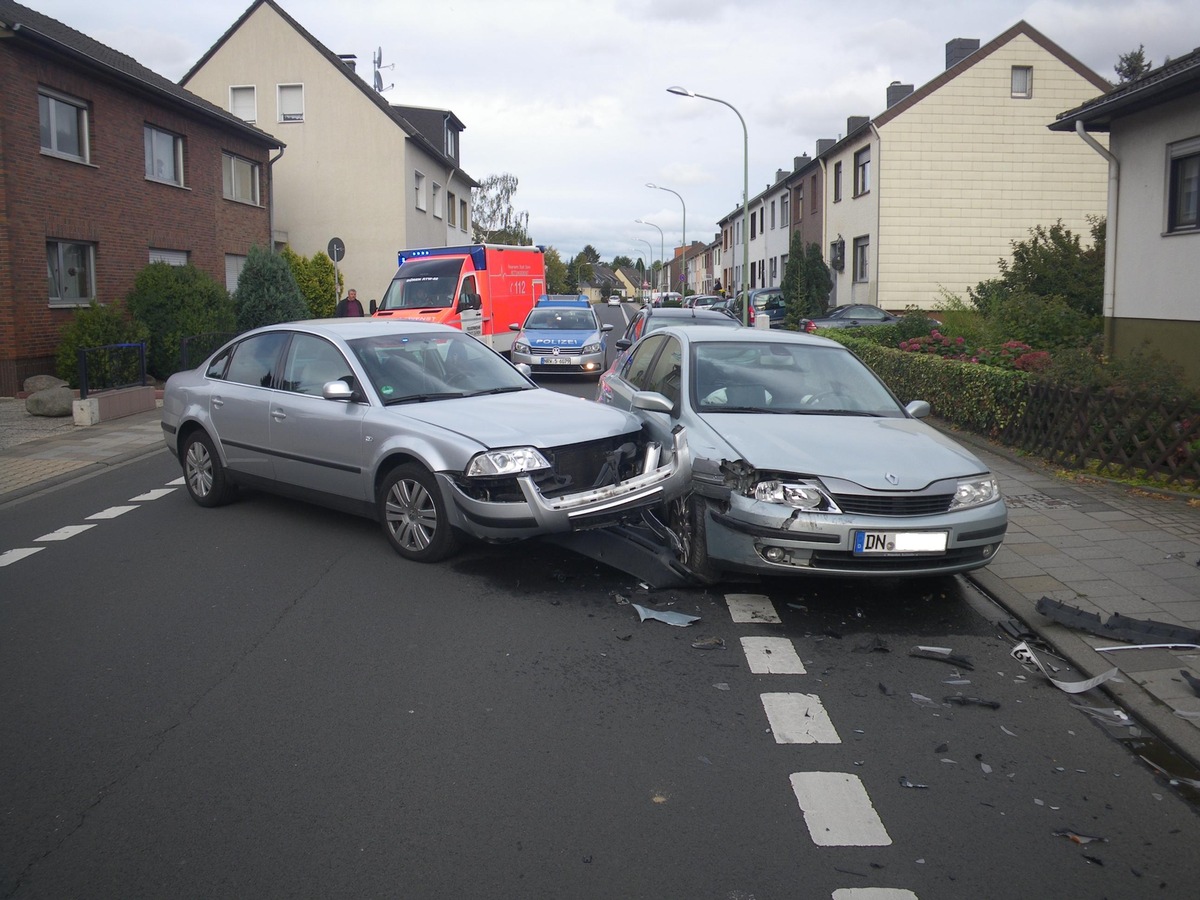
[607,294,623,306]
[799,304,903,332]
[595,325,1007,582]
[509,295,612,377]
[615,306,743,353]
[686,294,721,309]
[162,320,687,564]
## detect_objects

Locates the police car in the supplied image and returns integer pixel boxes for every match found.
[509,295,613,376]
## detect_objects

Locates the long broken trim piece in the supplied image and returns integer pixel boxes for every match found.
[1035,597,1200,645]
[1011,641,1119,694]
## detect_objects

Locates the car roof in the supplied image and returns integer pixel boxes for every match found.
[536,295,590,307]
[655,324,842,348]
[244,319,464,341]
[642,307,737,321]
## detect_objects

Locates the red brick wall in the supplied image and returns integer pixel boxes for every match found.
[0,43,275,395]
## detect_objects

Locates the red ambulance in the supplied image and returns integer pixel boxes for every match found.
[372,244,546,354]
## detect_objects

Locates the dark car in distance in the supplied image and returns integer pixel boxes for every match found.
[799,304,903,332]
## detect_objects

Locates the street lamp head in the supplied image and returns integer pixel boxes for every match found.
[645,182,658,189]
[666,86,694,97]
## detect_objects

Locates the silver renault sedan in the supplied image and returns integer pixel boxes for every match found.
[162,320,688,562]
[596,326,1007,582]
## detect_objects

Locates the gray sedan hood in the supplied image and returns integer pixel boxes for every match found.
[388,390,639,449]
[698,413,986,490]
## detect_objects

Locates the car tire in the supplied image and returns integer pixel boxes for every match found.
[669,493,720,584]
[181,430,235,508]
[378,463,461,562]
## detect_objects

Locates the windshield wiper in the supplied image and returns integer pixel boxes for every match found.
[384,392,464,405]
[461,386,530,397]
[781,408,883,417]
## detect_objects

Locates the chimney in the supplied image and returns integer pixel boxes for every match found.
[337,53,358,73]
[794,154,811,170]
[886,81,914,108]
[816,138,835,155]
[775,169,789,183]
[945,38,979,69]
[847,115,869,134]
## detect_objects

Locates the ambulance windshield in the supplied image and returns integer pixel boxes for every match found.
[378,258,464,310]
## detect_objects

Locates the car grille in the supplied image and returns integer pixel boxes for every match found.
[807,546,988,572]
[832,492,954,516]
[530,347,580,357]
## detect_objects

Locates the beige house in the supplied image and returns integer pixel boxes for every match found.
[820,21,1112,310]
[181,0,476,307]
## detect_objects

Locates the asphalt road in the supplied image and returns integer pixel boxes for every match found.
[3,438,1200,898]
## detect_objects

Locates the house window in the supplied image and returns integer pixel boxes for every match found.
[769,257,778,282]
[794,185,803,221]
[447,191,457,227]
[222,153,260,205]
[833,162,843,202]
[230,86,256,123]
[1168,139,1200,232]
[1011,66,1033,99]
[770,201,776,230]
[445,126,457,158]
[810,174,818,213]
[853,236,870,283]
[145,126,183,185]
[39,88,89,162]
[225,254,247,291]
[149,248,188,266]
[47,240,95,306]
[459,198,468,232]
[854,147,870,196]
[414,171,426,211]
[750,212,757,240]
[278,84,304,122]
[432,182,443,219]
[781,193,790,226]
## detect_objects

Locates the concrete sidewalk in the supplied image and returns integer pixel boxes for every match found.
[3,399,1200,769]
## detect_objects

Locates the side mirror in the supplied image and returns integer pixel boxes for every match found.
[631,390,674,414]
[616,338,632,350]
[370,299,378,314]
[323,380,353,401]
[905,400,931,419]
[509,323,521,331]
[601,324,614,332]
[460,293,482,311]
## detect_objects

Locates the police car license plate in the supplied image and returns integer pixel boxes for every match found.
[540,357,572,365]
[854,531,947,555]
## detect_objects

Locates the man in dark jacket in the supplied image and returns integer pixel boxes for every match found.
[335,289,364,317]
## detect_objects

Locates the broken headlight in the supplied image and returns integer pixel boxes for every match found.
[753,479,840,512]
[949,475,1000,510]
[466,447,551,477]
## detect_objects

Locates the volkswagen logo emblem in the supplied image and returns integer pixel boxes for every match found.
[553,346,561,356]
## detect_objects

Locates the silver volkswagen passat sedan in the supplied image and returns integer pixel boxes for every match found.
[596,326,1007,582]
[162,320,688,562]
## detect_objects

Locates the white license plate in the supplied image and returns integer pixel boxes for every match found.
[540,357,573,365]
[854,531,948,555]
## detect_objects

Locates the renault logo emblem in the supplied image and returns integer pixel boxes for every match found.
[886,472,899,485]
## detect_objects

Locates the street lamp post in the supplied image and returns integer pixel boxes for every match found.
[667,86,749,325]
[647,183,685,295]
[634,219,665,294]
[634,239,655,303]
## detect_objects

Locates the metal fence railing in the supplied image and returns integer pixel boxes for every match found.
[77,343,147,400]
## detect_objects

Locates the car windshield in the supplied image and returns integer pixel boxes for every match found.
[524,309,596,330]
[692,341,904,415]
[377,258,463,311]
[349,331,531,403]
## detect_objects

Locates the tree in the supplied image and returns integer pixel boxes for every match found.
[579,244,601,265]
[610,254,634,269]
[781,236,832,329]
[1115,45,1152,83]
[570,252,594,289]
[125,262,235,379]
[471,173,531,245]
[281,246,341,318]
[234,245,309,331]
[544,247,570,294]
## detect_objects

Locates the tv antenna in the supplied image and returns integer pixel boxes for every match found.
[373,47,394,93]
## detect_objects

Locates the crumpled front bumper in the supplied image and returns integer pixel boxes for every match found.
[440,427,691,540]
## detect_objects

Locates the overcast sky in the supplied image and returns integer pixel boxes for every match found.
[26,0,1199,264]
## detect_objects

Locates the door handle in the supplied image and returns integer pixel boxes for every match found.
[212,397,224,408]
[272,409,287,421]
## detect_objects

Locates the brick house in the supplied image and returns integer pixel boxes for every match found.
[0,0,281,396]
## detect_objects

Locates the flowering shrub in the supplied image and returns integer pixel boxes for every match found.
[897,331,969,360]
[898,333,1052,373]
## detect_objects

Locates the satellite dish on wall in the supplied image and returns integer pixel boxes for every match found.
[373,47,382,68]
[373,70,383,92]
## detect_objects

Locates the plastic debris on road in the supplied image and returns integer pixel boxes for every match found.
[632,604,700,626]
[691,636,725,650]
[1053,829,1107,845]
[1011,641,1119,694]
[910,645,974,670]
[1179,669,1200,697]
[1036,597,1200,645]
[899,776,929,789]
[943,695,1000,710]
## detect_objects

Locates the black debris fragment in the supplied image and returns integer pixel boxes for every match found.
[854,636,890,654]
[691,636,725,650]
[944,695,1001,710]
[878,683,895,696]
[1180,669,1200,697]
[910,645,975,670]
[1036,597,1200,645]
[1053,829,1107,845]
[899,776,929,789]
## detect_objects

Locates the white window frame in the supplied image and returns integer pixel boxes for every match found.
[853,235,870,283]
[1168,136,1200,233]
[222,153,260,205]
[39,87,89,163]
[1011,66,1033,99]
[278,83,304,123]
[833,161,843,202]
[144,125,184,186]
[432,182,443,219]
[854,147,871,196]
[414,170,427,211]
[230,85,257,123]
[781,193,790,226]
[447,190,457,227]
[459,198,468,233]
[445,126,457,158]
[47,240,96,307]
[225,254,247,291]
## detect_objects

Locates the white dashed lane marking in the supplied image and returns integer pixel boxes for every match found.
[742,636,806,674]
[86,505,139,520]
[790,772,892,847]
[36,524,98,542]
[0,548,44,567]
[726,593,781,624]
[129,489,175,502]
[761,693,841,744]
[833,889,919,899]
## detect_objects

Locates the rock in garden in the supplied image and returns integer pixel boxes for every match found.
[23,374,68,394]
[26,387,74,417]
